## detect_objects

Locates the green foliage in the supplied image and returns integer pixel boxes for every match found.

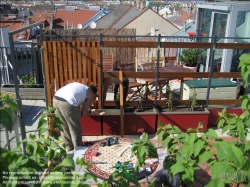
[20,75,36,88]
[0,94,17,131]
[238,53,250,88]
[131,133,158,185]
[156,53,250,187]
[116,92,120,109]
[166,84,173,111]
[108,162,140,187]
[179,48,200,67]
[0,101,110,187]
[188,86,199,111]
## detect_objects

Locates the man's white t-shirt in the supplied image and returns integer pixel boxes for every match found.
[54,82,88,106]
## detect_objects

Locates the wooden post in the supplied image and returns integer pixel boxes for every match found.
[119,70,124,137]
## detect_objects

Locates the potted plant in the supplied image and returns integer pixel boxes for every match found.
[124,86,158,135]
[156,53,250,187]
[1,74,45,100]
[157,83,210,132]
[179,48,200,70]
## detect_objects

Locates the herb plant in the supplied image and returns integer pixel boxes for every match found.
[166,84,173,111]
[179,48,200,67]
[20,75,36,88]
[131,133,158,185]
[156,53,250,187]
[189,86,199,111]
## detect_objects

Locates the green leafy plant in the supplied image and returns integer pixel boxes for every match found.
[137,85,146,111]
[0,93,17,132]
[179,48,200,67]
[116,92,120,109]
[20,75,36,88]
[0,103,103,187]
[188,86,199,111]
[156,53,250,187]
[238,53,250,88]
[108,161,140,187]
[131,133,158,185]
[166,84,173,111]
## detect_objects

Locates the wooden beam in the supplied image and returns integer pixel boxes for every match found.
[216,43,250,49]
[104,72,242,79]
[161,42,213,49]
[119,71,124,138]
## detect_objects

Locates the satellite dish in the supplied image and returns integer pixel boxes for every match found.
[89,22,96,29]
[77,23,82,29]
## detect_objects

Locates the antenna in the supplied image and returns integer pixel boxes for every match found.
[89,22,96,29]
[77,23,82,29]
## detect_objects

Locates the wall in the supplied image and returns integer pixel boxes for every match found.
[124,9,179,36]
[235,11,250,42]
[0,27,10,47]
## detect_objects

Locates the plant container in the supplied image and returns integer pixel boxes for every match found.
[208,107,243,127]
[80,111,102,135]
[124,107,157,134]
[157,106,210,131]
[1,84,45,100]
[102,109,121,135]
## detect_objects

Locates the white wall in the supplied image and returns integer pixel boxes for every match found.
[0,27,10,47]
[124,9,179,36]
[235,12,250,42]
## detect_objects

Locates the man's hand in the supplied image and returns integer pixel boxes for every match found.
[81,90,95,117]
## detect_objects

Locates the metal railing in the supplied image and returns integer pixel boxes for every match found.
[0,44,38,86]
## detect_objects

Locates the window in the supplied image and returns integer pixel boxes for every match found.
[236,12,246,27]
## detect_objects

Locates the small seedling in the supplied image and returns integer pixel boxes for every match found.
[166,84,173,111]
[115,92,120,109]
[20,74,36,88]
[189,86,199,111]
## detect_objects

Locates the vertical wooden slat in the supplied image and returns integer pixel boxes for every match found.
[68,42,73,83]
[77,41,83,83]
[57,41,64,87]
[62,42,68,85]
[48,42,55,101]
[119,70,124,138]
[92,41,96,86]
[52,42,59,91]
[72,41,78,82]
[43,41,52,105]
[87,41,91,85]
[91,41,97,107]
[96,42,101,109]
[82,41,87,84]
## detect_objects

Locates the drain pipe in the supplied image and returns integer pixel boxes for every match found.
[39,24,49,110]
[154,34,161,108]
[8,31,26,155]
[205,35,217,108]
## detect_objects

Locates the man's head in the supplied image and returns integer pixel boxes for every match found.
[89,85,98,94]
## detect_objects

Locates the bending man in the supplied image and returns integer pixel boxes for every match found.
[53,82,97,153]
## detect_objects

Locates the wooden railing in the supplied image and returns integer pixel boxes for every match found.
[104,71,243,107]
[43,41,102,107]
[43,40,247,108]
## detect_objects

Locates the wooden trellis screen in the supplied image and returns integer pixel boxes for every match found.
[43,41,102,108]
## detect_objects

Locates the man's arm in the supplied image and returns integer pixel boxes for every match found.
[81,92,95,117]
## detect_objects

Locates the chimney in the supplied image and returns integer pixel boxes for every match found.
[183,22,186,32]
[25,17,32,34]
[136,1,140,8]
[140,1,144,10]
